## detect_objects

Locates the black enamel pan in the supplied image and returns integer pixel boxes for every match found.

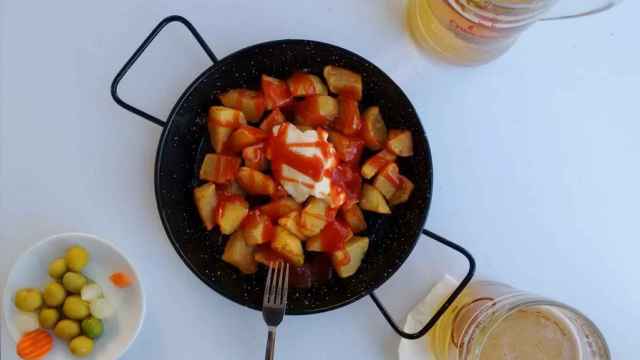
[111,15,475,340]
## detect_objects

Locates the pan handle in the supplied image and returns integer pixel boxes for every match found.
[110,15,217,127]
[369,229,475,340]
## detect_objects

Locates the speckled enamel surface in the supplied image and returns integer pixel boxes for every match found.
[154,40,432,315]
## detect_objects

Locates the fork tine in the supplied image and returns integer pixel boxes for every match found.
[275,262,285,304]
[269,262,281,304]
[282,263,289,306]
[263,261,274,305]
[276,262,284,304]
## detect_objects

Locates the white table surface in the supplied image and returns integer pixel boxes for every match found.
[1,1,639,359]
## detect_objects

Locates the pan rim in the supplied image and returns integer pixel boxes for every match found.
[153,39,433,315]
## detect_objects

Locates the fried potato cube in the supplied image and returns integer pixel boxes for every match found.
[340,203,367,233]
[261,75,293,109]
[306,220,353,252]
[199,153,241,184]
[222,231,257,274]
[328,185,347,210]
[328,130,365,164]
[329,163,362,209]
[241,210,274,245]
[389,175,415,206]
[236,167,276,196]
[373,162,401,200]
[359,184,391,214]
[277,210,306,239]
[218,180,246,196]
[219,89,266,122]
[304,237,322,252]
[209,106,247,127]
[361,150,397,179]
[287,72,328,97]
[299,198,336,237]
[331,236,369,278]
[271,184,289,200]
[386,129,414,157]
[271,226,304,266]
[323,65,362,101]
[361,106,388,151]
[193,183,218,230]
[216,196,249,235]
[259,197,302,219]
[259,108,286,132]
[242,143,268,171]
[294,95,338,127]
[226,125,268,153]
[208,106,246,153]
[333,97,362,135]
[254,245,286,267]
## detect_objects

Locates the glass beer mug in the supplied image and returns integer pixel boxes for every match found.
[407,0,622,65]
[430,281,610,360]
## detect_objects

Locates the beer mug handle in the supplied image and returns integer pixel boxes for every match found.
[542,0,622,21]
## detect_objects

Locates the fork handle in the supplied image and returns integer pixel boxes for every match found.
[265,327,276,360]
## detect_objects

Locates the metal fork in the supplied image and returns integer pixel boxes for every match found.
[262,261,290,360]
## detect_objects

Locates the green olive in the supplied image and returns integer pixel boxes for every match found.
[14,288,43,312]
[81,317,103,339]
[48,257,68,278]
[62,272,87,293]
[69,335,94,357]
[63,295,90,320]
[39,308,60,329]
[43,282,67,307]
[65,245,90,272]
[54,319,81,341]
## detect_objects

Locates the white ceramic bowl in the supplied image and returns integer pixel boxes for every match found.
[3,233,145,359]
